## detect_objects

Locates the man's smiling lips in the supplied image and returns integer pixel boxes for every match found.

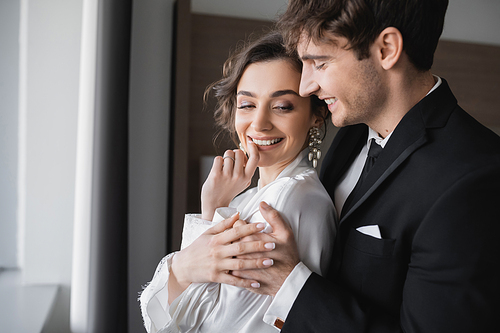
[324,97,338,105]
[323,97,338,111]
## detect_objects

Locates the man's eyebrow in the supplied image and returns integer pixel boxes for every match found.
[301,54,330,61]
[271,90,300,98]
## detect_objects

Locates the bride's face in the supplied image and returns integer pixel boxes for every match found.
[235,59,320,169]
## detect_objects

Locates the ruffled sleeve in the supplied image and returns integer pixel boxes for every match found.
[179,214,213,250]
[140,208,238,333]
[139,252,175,333]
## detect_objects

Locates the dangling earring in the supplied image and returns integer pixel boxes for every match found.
[308,127,322,168]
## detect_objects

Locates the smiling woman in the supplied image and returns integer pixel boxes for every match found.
[235,60,322,185]
[139,31,336,333]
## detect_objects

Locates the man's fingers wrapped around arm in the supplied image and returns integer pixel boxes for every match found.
[219,257,274,272]
[201,257,273,289]
[216,271,262,289]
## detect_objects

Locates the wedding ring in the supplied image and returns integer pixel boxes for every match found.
[223,156,235,162]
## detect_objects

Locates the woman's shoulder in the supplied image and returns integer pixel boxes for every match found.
[274,167,334,212]
[230,166,335,219]
[282,167,329,196]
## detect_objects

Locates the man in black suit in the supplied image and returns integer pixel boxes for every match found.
[226,0,500,331]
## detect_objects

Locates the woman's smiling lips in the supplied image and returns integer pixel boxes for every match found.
[249,136,284,150]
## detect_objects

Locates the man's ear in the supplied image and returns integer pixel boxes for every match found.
[372,27,403,70]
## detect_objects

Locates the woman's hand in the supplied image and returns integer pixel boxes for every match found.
[168,213,275,303]
[201,139,259,221]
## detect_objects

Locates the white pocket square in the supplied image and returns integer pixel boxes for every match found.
[356,225,382,239]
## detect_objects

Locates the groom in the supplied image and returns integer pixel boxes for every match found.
[216,0,500,331]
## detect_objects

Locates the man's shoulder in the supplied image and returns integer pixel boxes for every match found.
[446,105,500,154]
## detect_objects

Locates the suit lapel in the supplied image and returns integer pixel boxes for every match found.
[340,109,430,222]
[338,78,458,223]
[325,78,458,279]
[320,79,458,226]
[320,124,367,199]
[340,127,428,222]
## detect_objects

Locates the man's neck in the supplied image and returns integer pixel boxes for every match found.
[368,70,436,138]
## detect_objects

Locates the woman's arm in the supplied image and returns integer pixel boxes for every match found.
[140,214,274,332]
[201,139,259,220]
[168,214,271,301]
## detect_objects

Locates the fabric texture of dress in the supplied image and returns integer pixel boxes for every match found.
[140,149,336,332]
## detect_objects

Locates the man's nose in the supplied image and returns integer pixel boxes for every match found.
[299,68,320,97]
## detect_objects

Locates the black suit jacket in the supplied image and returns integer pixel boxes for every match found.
[282,79,500,332]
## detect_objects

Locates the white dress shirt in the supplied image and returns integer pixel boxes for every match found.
[334,127,393,216]
[266,75,443,327]
[140,149,336,332]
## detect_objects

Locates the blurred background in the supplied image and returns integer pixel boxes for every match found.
[0,0,499,332]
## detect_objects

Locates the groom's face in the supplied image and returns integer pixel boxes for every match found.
[297,34,387,129]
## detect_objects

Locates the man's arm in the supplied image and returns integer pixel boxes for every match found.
[233,166,500,332]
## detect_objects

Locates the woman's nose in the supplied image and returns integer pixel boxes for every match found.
[251,107,272,132]
[299,68,320,97]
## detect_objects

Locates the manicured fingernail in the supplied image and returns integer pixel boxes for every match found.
[256,223,266,229]
[251,282,260,288]
[264,242,275,249]
[263,259,274,266]
[230,211,239,218]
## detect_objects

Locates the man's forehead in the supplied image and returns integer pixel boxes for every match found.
[297,33,343,58]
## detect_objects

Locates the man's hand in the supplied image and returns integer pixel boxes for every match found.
[169,212,275,303]
[232,202,300,296]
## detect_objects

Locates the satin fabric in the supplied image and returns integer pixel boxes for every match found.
[140,149,336,332]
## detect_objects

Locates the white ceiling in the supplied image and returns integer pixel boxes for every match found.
[191,0,500,46]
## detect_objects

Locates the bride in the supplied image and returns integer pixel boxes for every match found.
[140,31,336,333]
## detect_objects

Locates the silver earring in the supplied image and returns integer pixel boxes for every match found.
[308,127,322,168]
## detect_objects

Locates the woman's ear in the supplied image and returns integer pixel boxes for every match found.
[372,27,403,70]
[311,114,324,128]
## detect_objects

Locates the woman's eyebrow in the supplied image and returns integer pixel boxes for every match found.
[237,91,254,97]
[237,90,299,98]
[271,90,300,98]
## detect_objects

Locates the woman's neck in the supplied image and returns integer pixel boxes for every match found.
[258,151,303,188]
[258,165,285,188]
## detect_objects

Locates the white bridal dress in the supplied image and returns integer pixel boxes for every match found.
[140,149,336,333]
